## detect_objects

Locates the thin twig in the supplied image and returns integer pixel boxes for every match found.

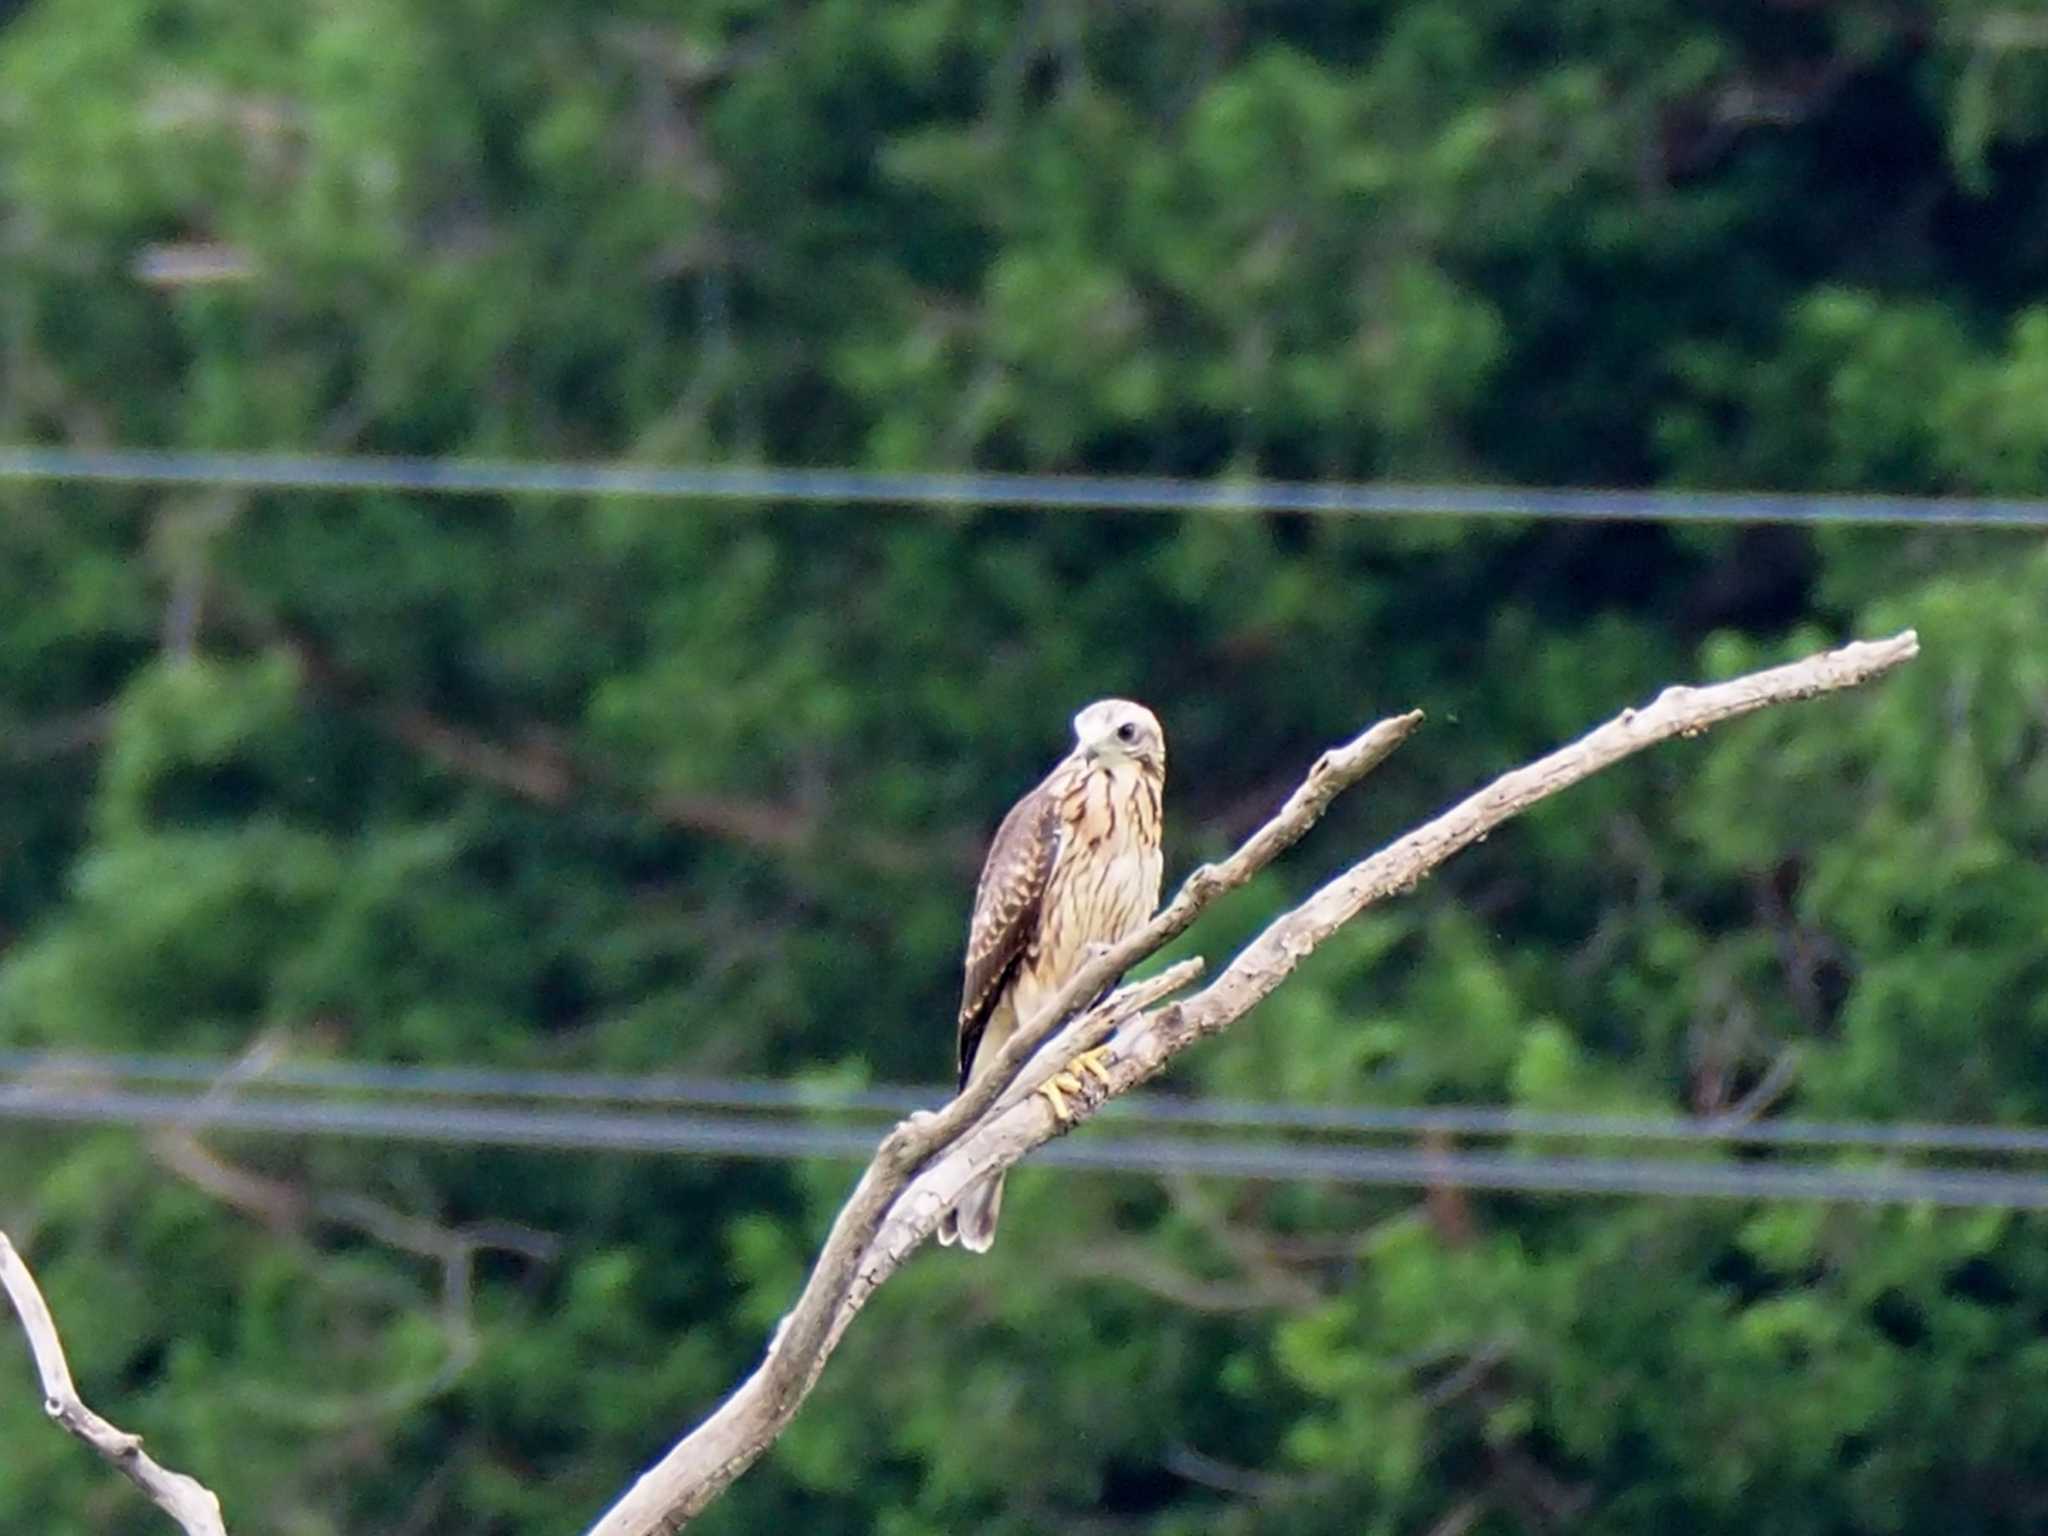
[0,1231,228,1536]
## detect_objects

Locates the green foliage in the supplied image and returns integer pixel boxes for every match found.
[4,2,2048,1533]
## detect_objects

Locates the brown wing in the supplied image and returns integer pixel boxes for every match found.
[956,776,1064,1089]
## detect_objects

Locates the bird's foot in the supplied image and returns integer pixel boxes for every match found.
[1068,1044,1117,1090]
[1035,1075,1073,1122]
[1034,1046,1118,1124]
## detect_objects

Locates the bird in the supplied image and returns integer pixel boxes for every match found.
[937,698,1166,1253]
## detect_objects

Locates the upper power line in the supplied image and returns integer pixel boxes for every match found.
[5,447,2048,526]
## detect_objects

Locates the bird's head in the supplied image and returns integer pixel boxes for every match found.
[1073,698,1165,773]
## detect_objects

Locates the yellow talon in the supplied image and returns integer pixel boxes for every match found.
[1070,1045,1116,1089]
[1036,1075,1074,1122]
[1034,1047,1117,1126]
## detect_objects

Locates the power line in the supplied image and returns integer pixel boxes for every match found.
[4,447,2047,527]
[10,1050,2048,1156]
[3,1083,2047,1209]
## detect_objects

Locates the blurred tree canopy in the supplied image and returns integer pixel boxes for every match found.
[5,2,2048,1533]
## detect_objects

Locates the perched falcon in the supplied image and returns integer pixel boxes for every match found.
[937,698,1166,1253]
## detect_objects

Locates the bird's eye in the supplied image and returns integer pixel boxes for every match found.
[1116,722,1139,744]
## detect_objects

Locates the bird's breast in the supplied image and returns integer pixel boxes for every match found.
[1023,764,1164,995]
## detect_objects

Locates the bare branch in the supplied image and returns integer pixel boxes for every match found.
[585,630,1916,1534]
[0,1231,228,1536]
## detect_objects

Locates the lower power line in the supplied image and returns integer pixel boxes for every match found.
[4,1084,2048,1209]
[7,1050,2048,1155]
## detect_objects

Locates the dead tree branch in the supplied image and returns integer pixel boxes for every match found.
[584,628,1917,1536]
[0,1231,228,1536]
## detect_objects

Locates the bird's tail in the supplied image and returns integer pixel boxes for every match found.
[937,1171,1005,1253]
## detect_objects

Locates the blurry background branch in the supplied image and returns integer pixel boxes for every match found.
[142,1039,559,1425]
[203,594,930,868]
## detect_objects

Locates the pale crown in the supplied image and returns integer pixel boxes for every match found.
[1071,698,1164,770]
